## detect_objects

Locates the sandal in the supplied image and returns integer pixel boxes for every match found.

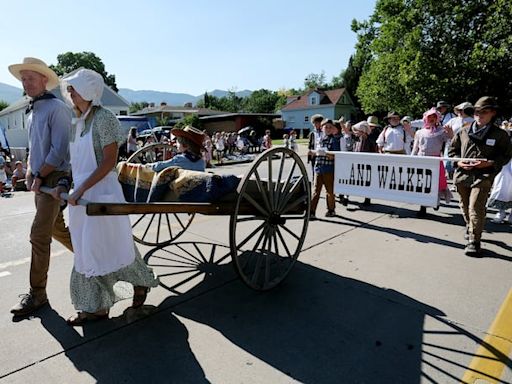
[66,311,109,326]
[132,286,149,308]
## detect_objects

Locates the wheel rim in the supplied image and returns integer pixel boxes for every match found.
[229,147,310,290]
[127,143,195,246]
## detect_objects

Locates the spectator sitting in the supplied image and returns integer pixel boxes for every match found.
[11,161,27,191]
[149,126,205,172]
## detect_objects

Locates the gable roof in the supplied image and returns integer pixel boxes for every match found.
[281,88,348,111]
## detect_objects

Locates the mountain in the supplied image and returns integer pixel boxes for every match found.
[0,81,253,107]
[118,88,253,106]
[0,83,23,104]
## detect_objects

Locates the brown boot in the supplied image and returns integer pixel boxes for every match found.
[10,292,48,317]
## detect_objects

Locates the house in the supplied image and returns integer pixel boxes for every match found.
[279,88,357,136]
[130,103,228,127]
[0,67,130,148]
[199,113,281,136]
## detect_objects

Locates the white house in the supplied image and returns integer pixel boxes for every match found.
[0,68,130,148]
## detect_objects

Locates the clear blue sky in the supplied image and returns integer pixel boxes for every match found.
[0,0,375,95]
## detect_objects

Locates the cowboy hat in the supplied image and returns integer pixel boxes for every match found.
[400,116,413,124]
[454,102,473,111]
[474,96,499,111]
[352,121,370,134]
[383,111,400,123]
[310,114,324,124]
[171,125,205,147]
[8,57,59,90]
[367,116,381,127]
[436,100,451,108]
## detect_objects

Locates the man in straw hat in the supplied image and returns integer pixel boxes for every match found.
[150,125,205,172]
[448,96,512,256]
[8,57,73,317]
[376,111,414,154]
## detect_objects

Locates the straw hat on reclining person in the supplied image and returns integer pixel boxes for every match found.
[171,125,205,148]
[8,57,60,90]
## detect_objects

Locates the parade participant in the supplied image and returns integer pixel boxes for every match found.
[289,130,298,152]
[448,96,512,256]
[488,124,512,223]
[150,126,205,172]
[310,118,341,218]
[376,111,414,154]
[436,100,456,126]
[307,114,324,172]
[8,57,74,317]
[443,102,474,179]
[53,69,158,325]
[411,107,454,217]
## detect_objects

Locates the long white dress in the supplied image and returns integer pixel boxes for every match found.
[68,110,158,312]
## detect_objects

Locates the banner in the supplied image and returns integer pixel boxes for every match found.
[333,152,441,207]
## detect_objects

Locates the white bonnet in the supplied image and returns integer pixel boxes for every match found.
[61,68,104,106]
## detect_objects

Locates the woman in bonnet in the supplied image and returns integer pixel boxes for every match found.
[411,107,454,216]
[52,69,158,325]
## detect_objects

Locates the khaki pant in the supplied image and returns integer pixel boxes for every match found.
[30,171,73,300]
[311,172,335,214]
[456,181,492,242]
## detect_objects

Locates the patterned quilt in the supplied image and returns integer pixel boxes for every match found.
[117,162,240,203]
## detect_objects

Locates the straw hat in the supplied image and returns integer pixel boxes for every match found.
[8,57,59,90]
[383,111,400,123]
[310,114,324,124]
[367,116,381,127]
[352,121,370,134]
[171,125,205,147]
[454,102,473,111]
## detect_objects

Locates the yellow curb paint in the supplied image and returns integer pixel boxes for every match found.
[462,289,512,384]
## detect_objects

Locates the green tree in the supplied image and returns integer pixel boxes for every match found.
[129,101,149,114]
[304,72,327,89]
[50,51,119,92]
[243,89,283,113]
[0,100,8,112]
[174,114,201,129]
[353,0,512,116]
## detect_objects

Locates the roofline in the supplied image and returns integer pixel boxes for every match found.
[199,113,281,120]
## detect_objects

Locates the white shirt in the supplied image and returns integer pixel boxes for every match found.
[376,125,413,153]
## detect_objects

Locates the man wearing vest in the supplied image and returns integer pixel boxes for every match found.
[376,111,414,154]
[448,96,512,256]
[307,114,325,173]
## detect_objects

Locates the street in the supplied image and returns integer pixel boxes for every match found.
[0,150,511,384]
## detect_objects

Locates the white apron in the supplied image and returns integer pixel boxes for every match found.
[69,114,135,278]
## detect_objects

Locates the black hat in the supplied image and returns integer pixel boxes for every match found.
[474,96,499,111]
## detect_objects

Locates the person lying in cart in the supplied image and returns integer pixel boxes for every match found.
[149,126,205,172]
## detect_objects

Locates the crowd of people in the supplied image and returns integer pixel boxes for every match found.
[307,98,512,256]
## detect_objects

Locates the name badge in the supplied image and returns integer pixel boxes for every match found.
[486,139,496,146]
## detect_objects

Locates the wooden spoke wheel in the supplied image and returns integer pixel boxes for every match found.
[229,147,310,290]
[127,143,195,246]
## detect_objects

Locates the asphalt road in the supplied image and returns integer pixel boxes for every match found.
[0,149,511,384]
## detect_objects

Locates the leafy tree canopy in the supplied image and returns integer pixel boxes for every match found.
[50,51,118,92]
[353,0,512,116]
[0,100,8,112]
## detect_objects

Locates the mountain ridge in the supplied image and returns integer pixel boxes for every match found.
[0,82,252,107]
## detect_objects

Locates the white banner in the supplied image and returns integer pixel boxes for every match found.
[333,152,441,207]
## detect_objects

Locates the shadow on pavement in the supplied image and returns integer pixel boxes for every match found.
[28,240,511,383]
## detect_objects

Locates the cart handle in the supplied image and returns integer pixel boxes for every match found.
[40,186,89,207]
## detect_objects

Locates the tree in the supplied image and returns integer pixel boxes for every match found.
[304,72,327,89]
[0,100,8,112]
[50,51,119,92]
[174,114,201,129]
[353,0,512,116]
[243,89,283,114]
[129,101,149,114]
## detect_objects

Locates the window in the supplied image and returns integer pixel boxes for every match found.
[311,96,317,105]
[304,115,309,122]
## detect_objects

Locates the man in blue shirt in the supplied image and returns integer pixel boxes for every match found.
[8,57,73,317]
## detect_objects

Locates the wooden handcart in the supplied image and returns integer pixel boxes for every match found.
[87,146,311,291]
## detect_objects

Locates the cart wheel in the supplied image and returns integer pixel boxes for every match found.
[127,143,195,246]
[229,147,310,290]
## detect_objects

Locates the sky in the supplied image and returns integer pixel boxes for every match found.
[0,0,376,96]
